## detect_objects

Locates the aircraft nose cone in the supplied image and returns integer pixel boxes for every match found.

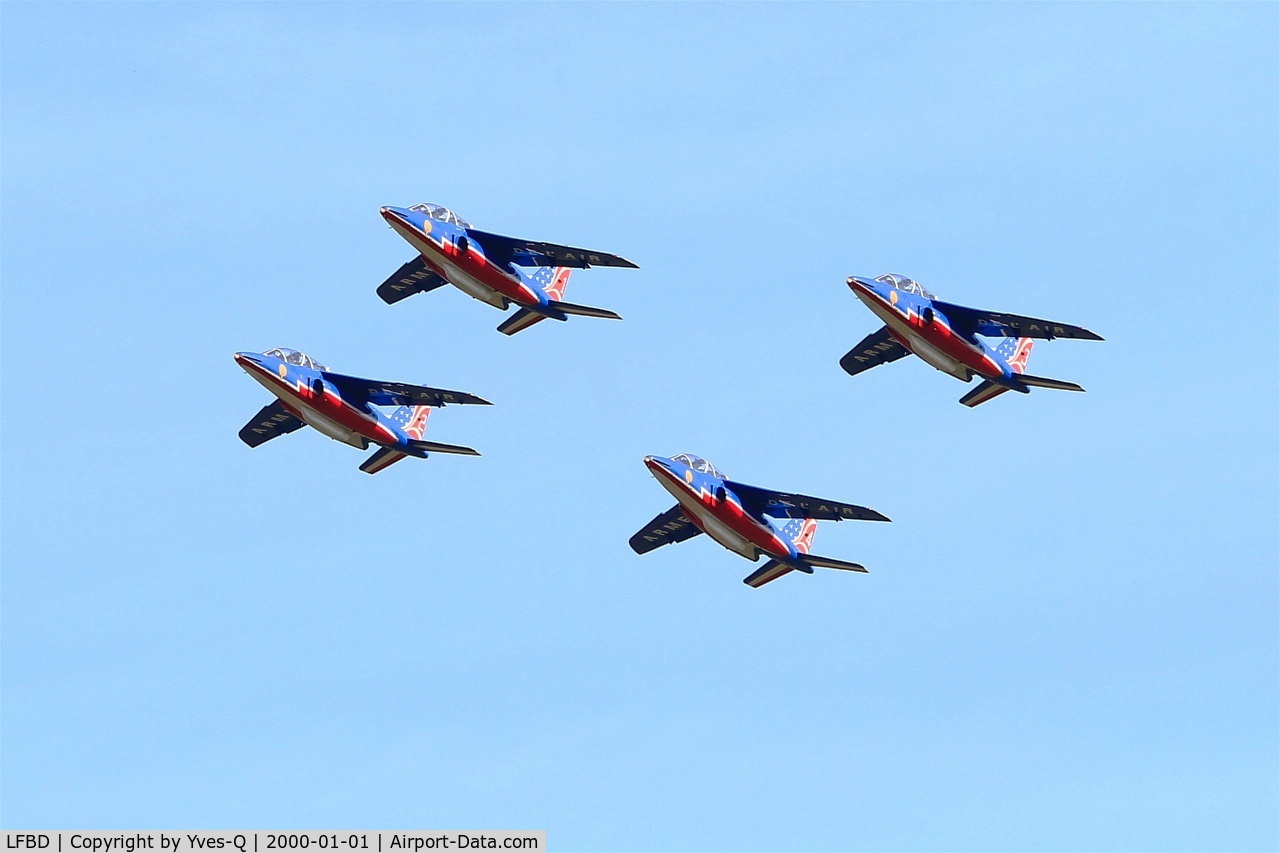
[234,351,267,372]
[846,275,872,291]
[644,455,675,474]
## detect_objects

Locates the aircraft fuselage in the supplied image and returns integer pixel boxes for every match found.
[381,209,544,311]
[644,457,796,563]
[849,279,1011,383]
[234,353,406,451]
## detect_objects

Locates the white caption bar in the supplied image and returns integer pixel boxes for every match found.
[2,833,545,853]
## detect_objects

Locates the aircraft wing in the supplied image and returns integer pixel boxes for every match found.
[468,228,639,269]
[839,325,911,376]
[933,301,1103,341]
[238,400,305,447]
[322,372,492,408]
[629,504,703,554]
[377,256,449,304]
[725,481,891,522]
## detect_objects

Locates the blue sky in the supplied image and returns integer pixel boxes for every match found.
[2,3,1276,850]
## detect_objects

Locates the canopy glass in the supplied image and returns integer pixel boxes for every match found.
[875,273,935,299]
[264,348,328,371]
[409,203,471,229]
[671,454,725,479]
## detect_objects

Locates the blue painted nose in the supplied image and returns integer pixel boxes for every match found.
[644,455,676,474]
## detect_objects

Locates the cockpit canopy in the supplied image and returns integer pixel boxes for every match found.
[875,273,935,299]
[409,203,471,229]
[263,347,328,371]
[671,453,725,479]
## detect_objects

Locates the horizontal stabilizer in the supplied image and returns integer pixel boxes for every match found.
[1017,373,1085,392]
[800,553,868,573]
[630,504,703,554]
[959,379,1012,408]
[547,300,622,320]
[497,307,551,336]
[743,560,795,588]
[408,439,481,457]
[360,447,410,474]
[377,257,449,304]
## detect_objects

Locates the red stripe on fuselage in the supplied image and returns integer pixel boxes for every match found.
[648,464,792,558]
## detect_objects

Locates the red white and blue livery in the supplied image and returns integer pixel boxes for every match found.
[378,203,638,336]
[631,454,891,589]
[234,347,491,474]
[841,274,1104,407]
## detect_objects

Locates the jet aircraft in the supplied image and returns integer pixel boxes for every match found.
[630,454,890,588]
[234,347,490,474]
[841,274,1103,407]
[378,203,638,336]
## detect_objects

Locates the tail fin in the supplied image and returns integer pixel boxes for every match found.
[389,403,431,439]
[1001,336,1034,374]
[544,267,571,301]
[960,337,1035,408]
[780,518,818,554]
[526,266,572,302]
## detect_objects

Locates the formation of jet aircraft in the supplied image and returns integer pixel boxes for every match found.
[234,348,490,474]
[630,454,890,588]
[377,203,638,336]
[234,203,1104,588]
[840,274,1103,407]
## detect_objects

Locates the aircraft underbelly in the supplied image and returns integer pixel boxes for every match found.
[911,338,970,379]
[396,226,513,309]
[653,473,790,560]
[689,505,759,559]
[856,293,972,380]
[441,263,508,308]
[298,408,367,448]
[245,367,375,449]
